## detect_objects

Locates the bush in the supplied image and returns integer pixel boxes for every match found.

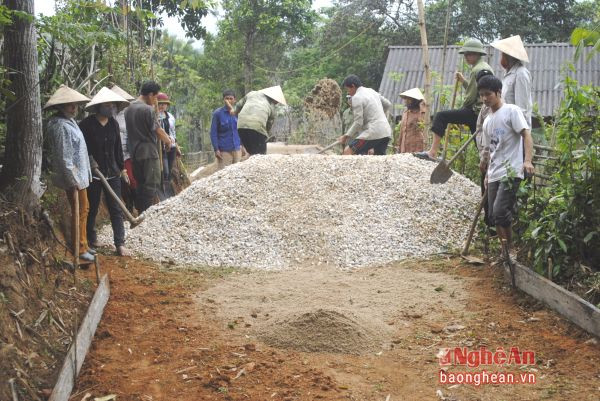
[515,77,600,286]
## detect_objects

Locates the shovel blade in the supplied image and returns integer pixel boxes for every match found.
[430,161,453,184]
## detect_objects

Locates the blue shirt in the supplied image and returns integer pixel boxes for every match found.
[210,106,241,152]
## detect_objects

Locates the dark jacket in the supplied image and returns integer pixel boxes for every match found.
[79,115,124,178]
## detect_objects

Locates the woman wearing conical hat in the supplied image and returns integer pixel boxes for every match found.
[79,87,130,257]
[234,85,287,155]
[44,85,95,262]
[395,88,426,153]
[491,35,533,128]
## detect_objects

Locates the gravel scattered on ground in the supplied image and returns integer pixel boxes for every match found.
[100,154,480,269]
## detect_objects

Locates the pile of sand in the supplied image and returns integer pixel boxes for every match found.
[259,309,390,354]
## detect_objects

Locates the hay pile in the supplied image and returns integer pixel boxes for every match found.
[302,78,343,145]
[303,78,342,118]
[101,154,480,269]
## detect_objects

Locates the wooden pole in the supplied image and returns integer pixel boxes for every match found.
[440,78,460,162]
[417,0,432,142]
[437,0,453,113]
[71,189,79,284]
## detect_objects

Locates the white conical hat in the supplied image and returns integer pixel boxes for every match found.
[43,84,90,110]
[85,87,130,112]
[259,85,287,106]
[110,84,135,101]
[491,35,529,63]
[399,88,424,101]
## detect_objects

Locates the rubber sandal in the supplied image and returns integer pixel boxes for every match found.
[413,151,437,162]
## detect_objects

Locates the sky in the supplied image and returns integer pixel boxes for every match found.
[34,0,333,49]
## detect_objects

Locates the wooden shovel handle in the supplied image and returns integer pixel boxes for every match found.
[440,77,461,161]
[461,187,488,256]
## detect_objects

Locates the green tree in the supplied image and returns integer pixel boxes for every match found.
[0,0,44,211]
[219,0,317,92]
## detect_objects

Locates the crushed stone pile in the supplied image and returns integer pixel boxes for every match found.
[101,154,480,269]
[258,309,390,354]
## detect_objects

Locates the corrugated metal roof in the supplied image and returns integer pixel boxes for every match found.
[379,43,600,117]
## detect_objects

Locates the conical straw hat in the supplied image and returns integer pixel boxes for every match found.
[85,87,130,112]
[110,84,135,101]
[259,85,287,106]
[43,84,90,110]
[399,88,424,101]
[491,35,529,63]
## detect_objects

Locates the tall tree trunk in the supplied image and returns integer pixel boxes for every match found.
[417,0,432,141]
[0,0,44,211]
[243,29,255,93]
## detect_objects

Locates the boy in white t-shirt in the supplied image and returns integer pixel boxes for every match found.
[478,75,535,259]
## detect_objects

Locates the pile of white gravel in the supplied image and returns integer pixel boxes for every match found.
[99,154,480,270]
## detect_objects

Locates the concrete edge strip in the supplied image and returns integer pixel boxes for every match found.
[505,262,600,337]
[49,274,110,401]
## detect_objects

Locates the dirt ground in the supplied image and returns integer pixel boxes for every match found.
[73,255,600,401]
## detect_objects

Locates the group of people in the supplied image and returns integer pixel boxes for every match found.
[337,34,534,259]
[46,33,534,264]
[209,86,287,170]
[46,80,177,261]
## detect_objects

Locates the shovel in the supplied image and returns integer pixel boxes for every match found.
[430,129,479,184]
[317,139,342,154]
[92,167,145,228]
[429,77,460,182]
[461,187,487,256]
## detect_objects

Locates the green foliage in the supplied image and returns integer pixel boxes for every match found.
[515,78,600,281]
[141,0,210,39]
[571,27,600,61]
[154,33,222,152]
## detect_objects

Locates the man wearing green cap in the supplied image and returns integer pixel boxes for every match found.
[417,38,493,161]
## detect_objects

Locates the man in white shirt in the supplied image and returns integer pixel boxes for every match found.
[479,75,534,258]
[338,75,392,155]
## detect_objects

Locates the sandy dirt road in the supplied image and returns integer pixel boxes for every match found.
[74,256,600,401]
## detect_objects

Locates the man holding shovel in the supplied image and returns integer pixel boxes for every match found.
[45,85,94,262]
[235,86,287,155]
[478,75,534,262]
[416,38,493,161]
[338,75,392,155]
[79,87,131,257]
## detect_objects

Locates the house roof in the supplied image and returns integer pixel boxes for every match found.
[379,43,600,117]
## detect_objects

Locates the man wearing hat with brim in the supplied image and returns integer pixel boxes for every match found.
[395,88,426,153]
[416,38,493,161]
[490,35,532,128]
[157,92,177,188]
[234,85,287,155]
[79,87,130,257]
[110,84,138,212]
[44,85,95,262]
